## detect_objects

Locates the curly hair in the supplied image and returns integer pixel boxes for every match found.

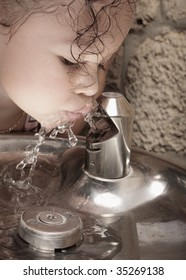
[0,0,136,61]
[70,0,136,62]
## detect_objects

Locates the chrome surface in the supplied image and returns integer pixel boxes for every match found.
[0,135,186,259]
[18,206,83,253]
[85,92,134,179]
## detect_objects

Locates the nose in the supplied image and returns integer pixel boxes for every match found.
[79,81,99,97]
[73,76,98,97]
[71,66,99,97]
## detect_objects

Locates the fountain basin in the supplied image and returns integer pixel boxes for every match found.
[0,134,185,259]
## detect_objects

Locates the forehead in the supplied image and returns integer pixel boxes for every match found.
[59,0,134,35]
[56,0,134,56]
[9,1,134,62]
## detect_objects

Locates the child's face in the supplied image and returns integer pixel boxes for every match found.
[0,1,133,131]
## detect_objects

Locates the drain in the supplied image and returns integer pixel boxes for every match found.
[18,206,83,253]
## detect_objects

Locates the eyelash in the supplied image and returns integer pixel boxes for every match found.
[59,57,79,68]
[59,56,106,71]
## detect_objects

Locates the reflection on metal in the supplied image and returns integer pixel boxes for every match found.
[67,155,168,217]
[148,181,167,197]
[85,92,134,179]
[94,193,123,208]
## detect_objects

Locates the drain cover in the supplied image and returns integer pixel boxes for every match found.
[18,206,83,253]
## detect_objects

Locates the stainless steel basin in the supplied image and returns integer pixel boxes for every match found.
[0,134,185,259]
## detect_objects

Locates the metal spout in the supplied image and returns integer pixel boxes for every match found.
[85,92,134,179]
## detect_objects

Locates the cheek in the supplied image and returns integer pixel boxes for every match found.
[0,47,74,114]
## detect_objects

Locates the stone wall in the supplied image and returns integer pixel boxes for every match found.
[106,0,186,156]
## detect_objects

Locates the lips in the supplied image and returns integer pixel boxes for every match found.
[74,103,93,116]
[39,103,93,132]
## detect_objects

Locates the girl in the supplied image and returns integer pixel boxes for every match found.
[0,0,135,134]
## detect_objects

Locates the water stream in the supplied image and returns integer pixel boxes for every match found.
[0,123,78,228]
[2,123,78,190]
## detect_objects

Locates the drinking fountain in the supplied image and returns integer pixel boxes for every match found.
[64,92,174,217]
[0,92,186,259]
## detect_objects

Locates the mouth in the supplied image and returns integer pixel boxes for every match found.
[74,103,93,116]
[39,103,93,132]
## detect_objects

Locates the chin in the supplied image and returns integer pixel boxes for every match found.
[39,111,83,133]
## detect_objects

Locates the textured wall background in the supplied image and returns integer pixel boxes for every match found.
[106,0,186,156]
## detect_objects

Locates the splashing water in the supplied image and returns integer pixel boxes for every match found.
[84,112,97,132]
[1,120,78,193]
[84,100,102,132]
[0,121,78,210]
[0,122,78,228]
[5,122,78,189]
[0,127,48,216]
[49,122,78,147]
[16,127,47,184]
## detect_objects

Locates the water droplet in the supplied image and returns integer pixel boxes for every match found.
[49,122,78,147]
[84,113,97,132]
[49,128,59,139]
[67,126,78,147]
[84,102,104,133]
[57,125,66,134]
[16,161,26,170]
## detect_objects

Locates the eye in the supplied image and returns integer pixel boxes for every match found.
[59,56,79,68]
